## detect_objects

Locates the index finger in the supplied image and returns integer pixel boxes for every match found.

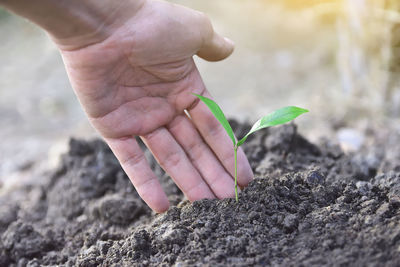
[105,136,170,213]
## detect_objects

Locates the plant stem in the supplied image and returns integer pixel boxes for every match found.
[234,145,238,202]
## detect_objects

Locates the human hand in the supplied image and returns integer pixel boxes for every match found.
[56,0,254,212]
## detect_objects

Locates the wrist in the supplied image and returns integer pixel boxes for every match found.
[0,0,147,50]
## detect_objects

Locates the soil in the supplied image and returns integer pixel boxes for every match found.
[1,121,400,266]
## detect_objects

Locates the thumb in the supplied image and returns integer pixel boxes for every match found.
[196,32,235,62]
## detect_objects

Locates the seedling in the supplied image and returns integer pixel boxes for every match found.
[193,93,308,202]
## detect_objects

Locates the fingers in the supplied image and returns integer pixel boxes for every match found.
[196,17,235,62]
[141,127,216,202]
[188,91,254,187]
[105,137,170,213]
[168,115,236,199]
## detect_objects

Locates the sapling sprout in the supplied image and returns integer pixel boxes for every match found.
[193,93,308,202]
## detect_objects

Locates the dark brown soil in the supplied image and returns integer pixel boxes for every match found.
[1,122,400,266]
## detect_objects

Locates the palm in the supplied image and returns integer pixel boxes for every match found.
[59,0,253,213]
[64,50,202,140]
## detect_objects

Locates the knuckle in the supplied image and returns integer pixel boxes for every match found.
[135,177,155,192]
[186,141,204,162]
[159,150,182,169]
[143,128,161,142]
[205,120,225,141]
[121,153,144,168]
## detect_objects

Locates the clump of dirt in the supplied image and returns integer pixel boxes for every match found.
[1,122,400,266]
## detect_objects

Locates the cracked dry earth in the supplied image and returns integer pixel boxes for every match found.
[1,122,400,266]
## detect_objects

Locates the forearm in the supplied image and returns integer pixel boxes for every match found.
[0,0,146,50]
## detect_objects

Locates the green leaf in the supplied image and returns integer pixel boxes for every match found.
[192,94,236,146]
[237,106,308,146]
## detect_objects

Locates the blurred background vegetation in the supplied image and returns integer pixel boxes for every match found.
[1,0,399,187]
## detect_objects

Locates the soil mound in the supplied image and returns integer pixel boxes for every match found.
[1,122,400,266]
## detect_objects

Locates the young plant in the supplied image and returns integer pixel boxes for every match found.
[193,93,308,202]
